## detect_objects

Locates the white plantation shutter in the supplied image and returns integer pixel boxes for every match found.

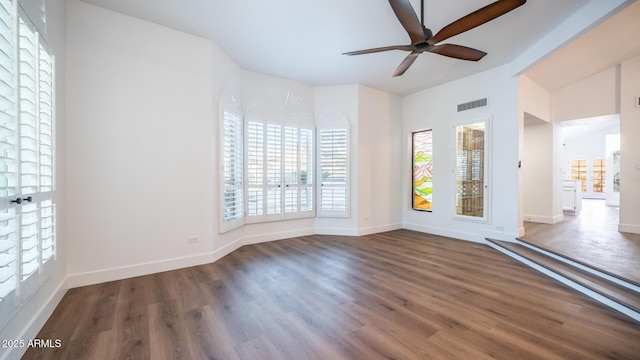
[219,107,243,233]
[0,3,56,323]
[38,39,53,192]
[299,128,313,212]
[266,124,281,215]
[283,126,297,213]
[318,127,349,217]
[245,119,314,223]
[18,14,37,196]
[246,121,263,217]
[0,0,17,321]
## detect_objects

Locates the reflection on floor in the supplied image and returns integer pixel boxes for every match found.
[521,199,640,285]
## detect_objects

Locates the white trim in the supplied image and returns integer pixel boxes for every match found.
[356,223,402,236]
[488,242,640,323]
[219,90,244,233]
[314,227,360,236]
[242,227,315,245]
[479,229,521,242]
[67,247,238,288]
[523,214,564,224]
[403,222,483,243]
[517,240,640,293]
[452,118,492,223]
[618,223,640,234]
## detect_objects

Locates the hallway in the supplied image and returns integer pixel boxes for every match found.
[521,199,640,285]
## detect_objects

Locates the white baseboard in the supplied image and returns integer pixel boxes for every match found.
[314,227,360,236]
[67,249,232,289]
[356,223,402,236]
[523,214,564,224]
[404,222,520,243]
[619,223,640,234]
[403,222,480,243]
[242,227,315,245]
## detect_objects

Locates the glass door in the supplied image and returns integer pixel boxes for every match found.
[570,159,605,199]
[454,120,489,221]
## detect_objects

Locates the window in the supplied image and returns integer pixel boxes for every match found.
[317,127,349,217]
[412,129,432,211]
[0,1,56,323]
[246,119,314,222]
[454,120,489,221]
[219,95,243,233]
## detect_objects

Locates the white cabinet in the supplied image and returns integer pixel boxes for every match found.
[562,180,582,215]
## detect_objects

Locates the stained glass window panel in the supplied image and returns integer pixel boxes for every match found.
[412,130,432,211]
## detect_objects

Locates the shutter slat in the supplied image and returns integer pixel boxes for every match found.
[318,128,349,216]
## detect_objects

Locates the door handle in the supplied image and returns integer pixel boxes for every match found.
[10,196,32,205]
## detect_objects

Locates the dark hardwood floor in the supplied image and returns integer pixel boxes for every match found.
[522,199,640,284]
[25,229,640,359]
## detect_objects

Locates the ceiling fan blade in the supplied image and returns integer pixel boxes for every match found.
[389,0,426,44]
[343,45,415,56]
[428,0,526,45]
[393,51,420,77]
[428,44,487,61]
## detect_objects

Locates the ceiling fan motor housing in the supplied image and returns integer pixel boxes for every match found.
[421,26,433,43]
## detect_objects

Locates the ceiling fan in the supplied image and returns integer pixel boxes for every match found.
[343,0,526,77]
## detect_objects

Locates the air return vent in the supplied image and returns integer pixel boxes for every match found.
[457,98,487,112]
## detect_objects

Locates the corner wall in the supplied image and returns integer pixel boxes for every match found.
[356,85,403,234]
[314,84,403,236]
[519,75,563,224]
[619,54,640,233]
[65,1,220,286]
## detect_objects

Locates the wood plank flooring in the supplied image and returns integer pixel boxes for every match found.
[25,229,640,359]
[522,199,640,284]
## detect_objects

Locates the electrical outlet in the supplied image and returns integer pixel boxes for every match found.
[187,236,198,244]
[495,225,505,231]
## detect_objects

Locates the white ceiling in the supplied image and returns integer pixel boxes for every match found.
[525,0,640,91]
[78,0,635,95]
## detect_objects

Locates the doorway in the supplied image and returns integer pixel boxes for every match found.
[522,115,632,281]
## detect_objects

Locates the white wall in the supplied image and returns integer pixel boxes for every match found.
[520,75,563,224]
[65,1,218,286]
[403,65,520,242]
[619,54,640,233]
[553,67,618,122]
[520,75,551,121]
[0,1,67,359]
[356,85,403,234]
[523,123,557,222]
